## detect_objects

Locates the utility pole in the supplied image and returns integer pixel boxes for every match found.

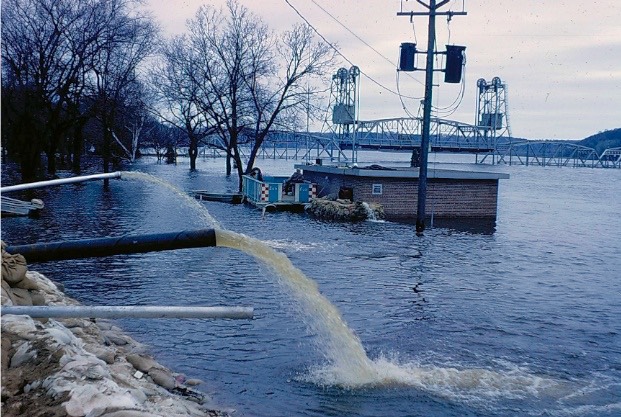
[417,0,438,236]
[397,0,467,235]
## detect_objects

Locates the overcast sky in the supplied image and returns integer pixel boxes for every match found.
[146,0,621,140]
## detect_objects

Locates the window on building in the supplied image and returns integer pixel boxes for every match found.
[372,184,383,195]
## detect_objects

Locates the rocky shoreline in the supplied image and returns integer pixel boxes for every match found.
[1,243,233,417]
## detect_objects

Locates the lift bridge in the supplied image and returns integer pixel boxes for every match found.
[205,129,619,169]
[241,116,494,161]
[241,71,503,163]
[203,71,619,169]
[232,121,619,170]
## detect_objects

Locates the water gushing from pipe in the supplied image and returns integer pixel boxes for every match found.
[215,229,378,386]
[120,171,222,229]
[213,229,561,398]
[22,170,559,397]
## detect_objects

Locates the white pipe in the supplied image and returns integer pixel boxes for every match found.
[1,172,122,193]
[1,305,253,319]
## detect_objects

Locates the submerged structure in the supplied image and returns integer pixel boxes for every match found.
[297,163,509,221]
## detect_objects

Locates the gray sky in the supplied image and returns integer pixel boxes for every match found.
[146,0,621,140]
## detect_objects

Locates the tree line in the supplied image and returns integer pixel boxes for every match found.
[1,0,336,189]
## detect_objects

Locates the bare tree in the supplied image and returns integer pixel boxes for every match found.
[178,0,336,189]
[186,1,274,180]
[1,0,157,181]
[243,23,335,173]
[87,3,157,184]
[143,123,182,162]
[1,0,101,179]
[110,81,155,162]
[149,36,215,171]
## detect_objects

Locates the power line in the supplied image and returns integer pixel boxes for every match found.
[309,0,424,87]
[284,0,465,118]
[283,0,422,100]
[396,70,423,118]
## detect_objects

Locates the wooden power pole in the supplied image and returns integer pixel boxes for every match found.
[397,0,467,235]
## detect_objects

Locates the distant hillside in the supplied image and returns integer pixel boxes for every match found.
[577,128,621,155]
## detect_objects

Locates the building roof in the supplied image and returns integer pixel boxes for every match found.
[295,164,510,180]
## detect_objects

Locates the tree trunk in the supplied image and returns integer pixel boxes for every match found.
[247,141,261,175]
[20,151,40,183]
[225,147,232,176]
[233,152,244,192]
[103,125,111,188]
[46,143,57,177]
[189,141,198,171]
[72,125,83,175]
[17,125,42,182]
[188,132,198,170]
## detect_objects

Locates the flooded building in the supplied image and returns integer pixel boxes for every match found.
[296,164,509,220]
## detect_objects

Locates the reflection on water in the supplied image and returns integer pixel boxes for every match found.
[427,217,497,235]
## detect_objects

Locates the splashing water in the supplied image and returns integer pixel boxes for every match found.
[361,202,377,221]
[214,229,562,400]
[122,170,562,399]
[361,356,561,400]
[120,171,222,229]
[361,201,384,222]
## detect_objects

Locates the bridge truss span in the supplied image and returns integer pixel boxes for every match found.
[496,141,601,168]
[597,147,621,168]
[354,117,422,149]
[345,116,496,153]
[431,118,495,153]
[208,122,619,170]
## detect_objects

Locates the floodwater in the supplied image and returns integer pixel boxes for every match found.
[2,151,620,416]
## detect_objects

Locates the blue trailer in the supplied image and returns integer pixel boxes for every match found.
[242,175,316,209]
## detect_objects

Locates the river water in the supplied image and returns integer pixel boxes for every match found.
[2,151,620,416]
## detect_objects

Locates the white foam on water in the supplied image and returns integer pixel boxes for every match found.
[546,403,621,417]
[550,374,621,417]
[303,354,561,401]
[361,202,377,222]
[361,202,386,223]
[262,239,334,252]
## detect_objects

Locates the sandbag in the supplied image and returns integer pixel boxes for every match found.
[2,244,28,286]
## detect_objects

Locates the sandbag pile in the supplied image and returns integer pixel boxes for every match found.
[306,197,385,221]
[1,242,231,417]
[1,243,49,307]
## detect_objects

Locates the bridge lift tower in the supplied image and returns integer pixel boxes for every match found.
[475,76,512,163]
[323,66,360,163]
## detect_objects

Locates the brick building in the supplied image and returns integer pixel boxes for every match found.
[296,164,509,220]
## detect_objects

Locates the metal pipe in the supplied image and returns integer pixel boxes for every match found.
[1,305,253,319]
[1,172,122,193]
[5,229,217,263]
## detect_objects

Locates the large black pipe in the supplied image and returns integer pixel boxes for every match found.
[5,229,217,263]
